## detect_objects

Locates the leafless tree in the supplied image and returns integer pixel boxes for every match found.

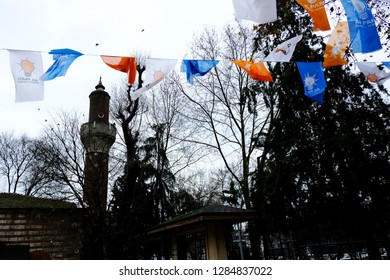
[0,132,35,194]
[143,73,209,176]
[171,23,273,209]
[23,110,120,205]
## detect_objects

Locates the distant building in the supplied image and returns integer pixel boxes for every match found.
[0,193,83,259]
[0,80,116,260]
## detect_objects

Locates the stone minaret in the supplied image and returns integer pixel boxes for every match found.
[80,79,116,214]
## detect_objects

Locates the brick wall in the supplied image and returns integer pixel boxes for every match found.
[0,208,84,259]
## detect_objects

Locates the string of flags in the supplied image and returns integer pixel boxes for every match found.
[4,0,390,104]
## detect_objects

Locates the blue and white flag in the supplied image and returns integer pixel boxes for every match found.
[383,62,390,69]
[296,62,327,104]
[340,0,381,53]
[41,48,83,81]
[181,59,219,84]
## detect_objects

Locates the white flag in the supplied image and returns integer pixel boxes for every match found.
[142,58,177,85]
[264,35,303,62]
[131,58,177,100]
[232,0,277,24]
[131,79,162,100]
[9,50,44,102]
[357,62,390,85]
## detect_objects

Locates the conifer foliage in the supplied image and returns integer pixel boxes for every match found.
[253,0,390,259]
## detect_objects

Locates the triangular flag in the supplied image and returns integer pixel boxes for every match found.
[131,79,161,101]
[383,62,390,69]
[264,35,303,62]
[180,59,219,84]
[130,58,177,100]
[357,62,390,85]
[323,22,350,67]
[340,0,382,53]
[101,55,137,84]
[41,48,83,81]
[231,60,273,82]
[142,58,177,85]
[9,50,44,102]
[296,62,327,104]
[232,0,277,24]
[295,0,330,31]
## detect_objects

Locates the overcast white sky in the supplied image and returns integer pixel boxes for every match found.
[1,1,389,137]
[0,0,235,137]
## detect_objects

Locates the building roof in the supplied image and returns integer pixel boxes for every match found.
[148,204,259,235]
[0,193,77,209]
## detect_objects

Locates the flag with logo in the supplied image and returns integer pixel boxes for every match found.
[296,62,327,104]
[9,50,44,102]
[295,0,330,31]
[264,35,303,62]
[383,62,390,69]
[232,0,277,24]
[131,58,177,100]
[323,22,350,67]
[41,48,83,81]
[340,0,382,53]
[231,60,273,82]
[181,59,219,84]
[357,62,390,85]
[101,55,137,84]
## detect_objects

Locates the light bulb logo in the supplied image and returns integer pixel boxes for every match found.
[304,73,318,91]
[20,58,35,77]
[153,70,165,81]
[331,37,344,56]
[367,73,378,83]
[350,0,368,20]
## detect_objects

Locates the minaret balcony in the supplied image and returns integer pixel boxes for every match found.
[80,122,116,154]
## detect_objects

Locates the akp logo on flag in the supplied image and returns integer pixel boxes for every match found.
[296,62,327,104]
[9,50,44,102]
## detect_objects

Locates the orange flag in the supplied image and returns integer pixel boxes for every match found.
[231,60,273,82]
[295,0,330,31]
[323,22,350,68]
[101,55,137,84]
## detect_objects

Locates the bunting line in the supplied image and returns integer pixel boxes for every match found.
[2,0,390,103]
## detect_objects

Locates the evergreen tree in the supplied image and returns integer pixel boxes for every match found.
[253,0,390,259]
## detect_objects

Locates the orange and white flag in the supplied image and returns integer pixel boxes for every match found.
[323,22,350,68]
[231,60,273,82]
[101,55,137,84]
[357,62,390,85]
[295,0,330,31]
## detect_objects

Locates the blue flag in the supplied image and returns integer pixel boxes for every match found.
[180,59,219,84]
[340,0,381,53]
[41,48,83,81]
[383,62,390,69]
[296,62,327,104]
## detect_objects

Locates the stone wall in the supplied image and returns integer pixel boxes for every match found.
[0,208,84,259]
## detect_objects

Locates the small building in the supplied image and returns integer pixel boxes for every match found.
[148,204,259,260]
[0,193,84,259]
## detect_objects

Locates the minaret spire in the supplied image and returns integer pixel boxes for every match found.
[80,79,116,213]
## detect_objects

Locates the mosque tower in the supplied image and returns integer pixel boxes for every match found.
[80,78,116,214]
